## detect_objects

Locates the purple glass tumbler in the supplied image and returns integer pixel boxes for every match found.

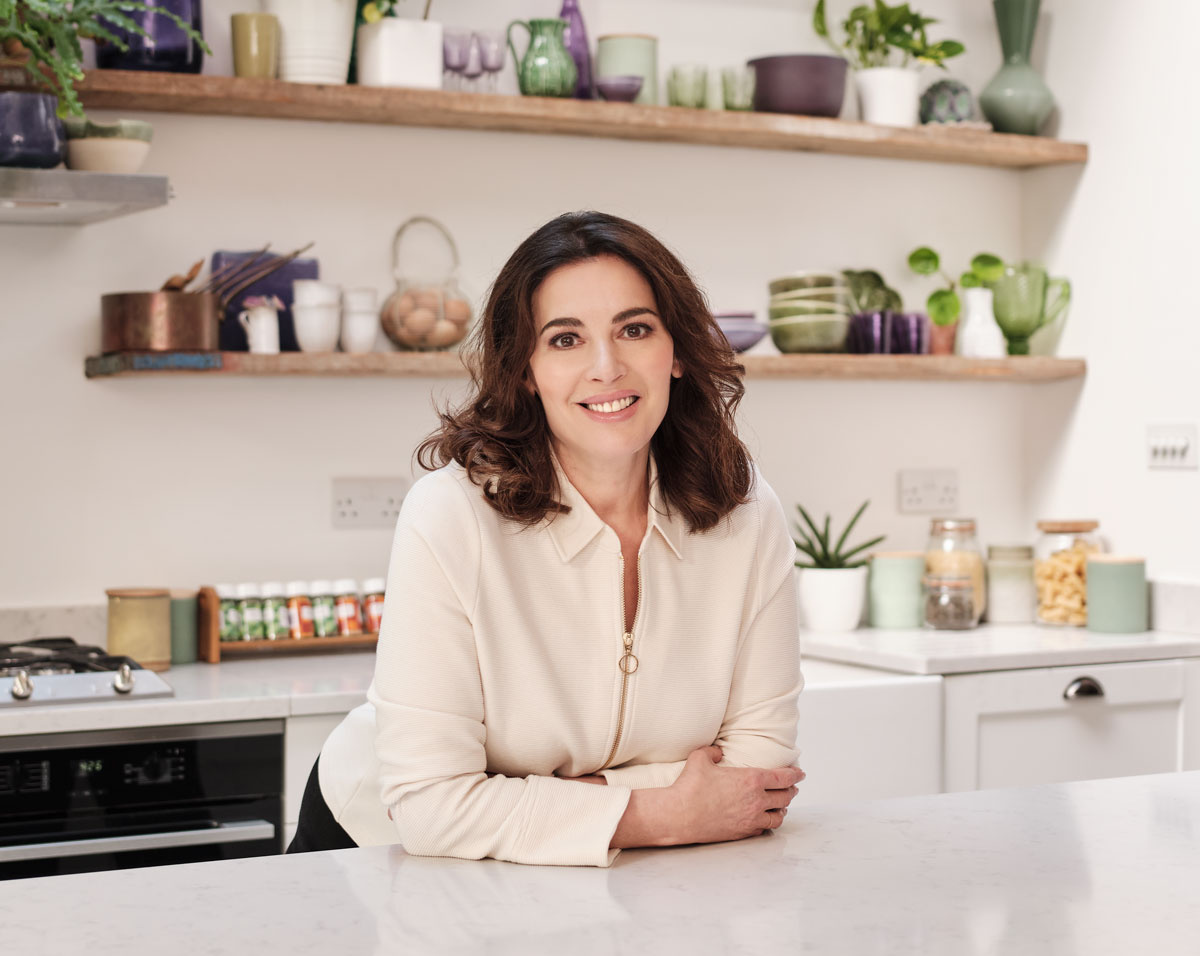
[891,312,932,354]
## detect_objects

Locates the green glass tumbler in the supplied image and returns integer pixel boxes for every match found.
[868,552,926,629]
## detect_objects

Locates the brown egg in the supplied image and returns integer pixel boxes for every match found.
[426,318,462,348]
[404,306,437,339]
[413,289,442,311]
[443,298,471,325]
[393,292,416,316]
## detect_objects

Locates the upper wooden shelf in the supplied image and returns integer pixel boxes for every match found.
[85,351,1087,383]
[0,68,1088,169]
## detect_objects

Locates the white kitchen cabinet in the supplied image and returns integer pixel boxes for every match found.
[794,663,942,806]
[283,713,347,845]
[943,659,1200,792]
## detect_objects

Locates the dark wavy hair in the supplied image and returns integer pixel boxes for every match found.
[416,211,751,533]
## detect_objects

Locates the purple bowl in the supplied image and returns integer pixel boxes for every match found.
[716,318,768,353]
[596,75,644,103]
[746,54,847,117]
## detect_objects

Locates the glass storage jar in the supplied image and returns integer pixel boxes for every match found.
[1034,520,1107,626]
[924,574,980,630]
[925,518,986,620]
[986,544,1036,624]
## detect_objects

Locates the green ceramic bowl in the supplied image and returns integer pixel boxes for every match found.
[769,315,850,353]
[770,286,850,303]
[768,272,839,296]
[768,301,851,320]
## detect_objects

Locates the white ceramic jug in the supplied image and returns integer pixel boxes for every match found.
[238,305,281,354]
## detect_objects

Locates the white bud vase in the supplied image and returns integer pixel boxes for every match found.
[957,287,1007,358]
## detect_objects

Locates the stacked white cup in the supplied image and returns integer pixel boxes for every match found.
[292,280,342,352]
[341,288,380,353]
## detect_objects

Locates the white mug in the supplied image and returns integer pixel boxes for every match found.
[292,279,342,307]
[237,305,281,354]
[340,310,380,353]
[293,303,341,352]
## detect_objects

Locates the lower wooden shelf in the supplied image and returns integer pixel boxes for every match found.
[197,585,378,663]
[86,351,1087,383]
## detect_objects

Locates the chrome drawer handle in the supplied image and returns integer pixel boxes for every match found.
[1063,676,1105,700]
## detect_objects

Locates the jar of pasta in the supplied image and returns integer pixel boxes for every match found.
[925,518,986,621]
[1034,520,1107,626]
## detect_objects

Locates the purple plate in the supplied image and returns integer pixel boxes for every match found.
[212,251,319,352]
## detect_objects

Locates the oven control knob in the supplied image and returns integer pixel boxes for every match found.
[113,663,135,694]
[11,669,33,700]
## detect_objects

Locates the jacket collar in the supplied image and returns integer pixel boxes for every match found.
[546,451,686,563]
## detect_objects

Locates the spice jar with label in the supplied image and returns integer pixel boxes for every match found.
[261,582,289,641]
[925,518,986,620]
[310,580,338,637]
[285,581,315,639]
[1034,520,1107,626]
[986,545,1036,624]
[362,577,386,634]
[236,583,266,640]
[924,574,980,630]
[216,584,241,642]
[334,579,363,636]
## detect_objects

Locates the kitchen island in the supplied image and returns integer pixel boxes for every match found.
[6,771,1198,955]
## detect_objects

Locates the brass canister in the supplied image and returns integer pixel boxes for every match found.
[100,292,219,353]
[106,588,172,671]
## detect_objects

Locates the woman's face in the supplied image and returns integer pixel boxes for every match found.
[527,255,682,471]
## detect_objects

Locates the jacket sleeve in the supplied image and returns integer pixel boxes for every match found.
[598,760,686,790]
[369,475,633,867]
[713,476,804,771]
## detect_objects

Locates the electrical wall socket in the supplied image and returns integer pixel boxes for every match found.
[1147,424,1198,470]
[898,469,960,514]
[332,477,412,530]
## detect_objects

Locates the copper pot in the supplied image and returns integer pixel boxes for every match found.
[100,291,219,353]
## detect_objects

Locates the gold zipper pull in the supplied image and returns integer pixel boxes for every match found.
[619,632,639,674]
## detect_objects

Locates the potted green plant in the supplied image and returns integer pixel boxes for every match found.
[908,247,1004,355]
[0,0,210,117]
[793,500,886,631]
[813,0,964,127]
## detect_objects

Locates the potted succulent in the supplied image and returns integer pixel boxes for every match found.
[908,246,1004,356]
[0,0,209,117]
[793,500,886,632]
[813,0,964,127]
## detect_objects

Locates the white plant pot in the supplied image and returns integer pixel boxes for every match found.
[797,566,868,632]
[856,67,920,127]
[357,20,443,89]
[264,0,357,85]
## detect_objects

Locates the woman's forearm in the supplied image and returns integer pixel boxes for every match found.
[610,787,682,849]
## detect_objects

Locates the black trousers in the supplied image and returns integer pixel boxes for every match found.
[286,756,358,854]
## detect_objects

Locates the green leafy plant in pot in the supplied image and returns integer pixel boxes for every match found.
[793,500,885,632]
[0,0,210,117]
[908,246,1004,354]
[813,0,964,127]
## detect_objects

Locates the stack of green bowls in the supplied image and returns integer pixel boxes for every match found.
[767,272,852,353]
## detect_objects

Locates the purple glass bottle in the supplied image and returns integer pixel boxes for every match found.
[558,0,593,99]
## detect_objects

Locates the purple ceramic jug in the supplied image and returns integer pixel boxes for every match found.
[559,0,593,99]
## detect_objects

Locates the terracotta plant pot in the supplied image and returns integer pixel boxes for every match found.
[929,320,958,355]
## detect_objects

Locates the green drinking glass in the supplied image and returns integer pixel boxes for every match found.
[990,263,1070,355]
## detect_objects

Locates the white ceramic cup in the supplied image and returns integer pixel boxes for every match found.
[237,305,281,354]
[342,287,378,312]
[292,279,342,307]
[293,304,341,351]
[340,310,380,353]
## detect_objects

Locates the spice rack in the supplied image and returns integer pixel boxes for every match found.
[196,585,379,663]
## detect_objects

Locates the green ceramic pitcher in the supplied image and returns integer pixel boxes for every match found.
[507,18,577,98]
[990,263,1070,355]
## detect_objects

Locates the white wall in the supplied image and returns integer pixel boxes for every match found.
[1021,0,1200,580]
[1,0,1078,608]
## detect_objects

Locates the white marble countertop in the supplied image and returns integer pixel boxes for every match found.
[0,650,911,738]
[803,624,1200,675]
[7,770,1198,955]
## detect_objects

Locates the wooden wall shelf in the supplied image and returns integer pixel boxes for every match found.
[86,351,1087,383]
[0,68,1087,169]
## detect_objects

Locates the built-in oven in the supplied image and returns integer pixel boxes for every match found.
[0,719,283,880]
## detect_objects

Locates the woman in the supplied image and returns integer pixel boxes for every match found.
[290,211,805,866]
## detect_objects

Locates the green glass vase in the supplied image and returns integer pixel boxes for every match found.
[979,0,1055,136]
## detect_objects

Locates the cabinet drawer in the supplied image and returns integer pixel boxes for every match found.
[944,660,1187,792]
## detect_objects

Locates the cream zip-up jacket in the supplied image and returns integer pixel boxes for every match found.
[319,456,803,867]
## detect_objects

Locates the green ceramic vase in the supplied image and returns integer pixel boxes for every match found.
[979,0,1055,135]
[507,18,577,98]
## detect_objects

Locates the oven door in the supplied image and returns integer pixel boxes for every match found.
[0,719,284,880]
